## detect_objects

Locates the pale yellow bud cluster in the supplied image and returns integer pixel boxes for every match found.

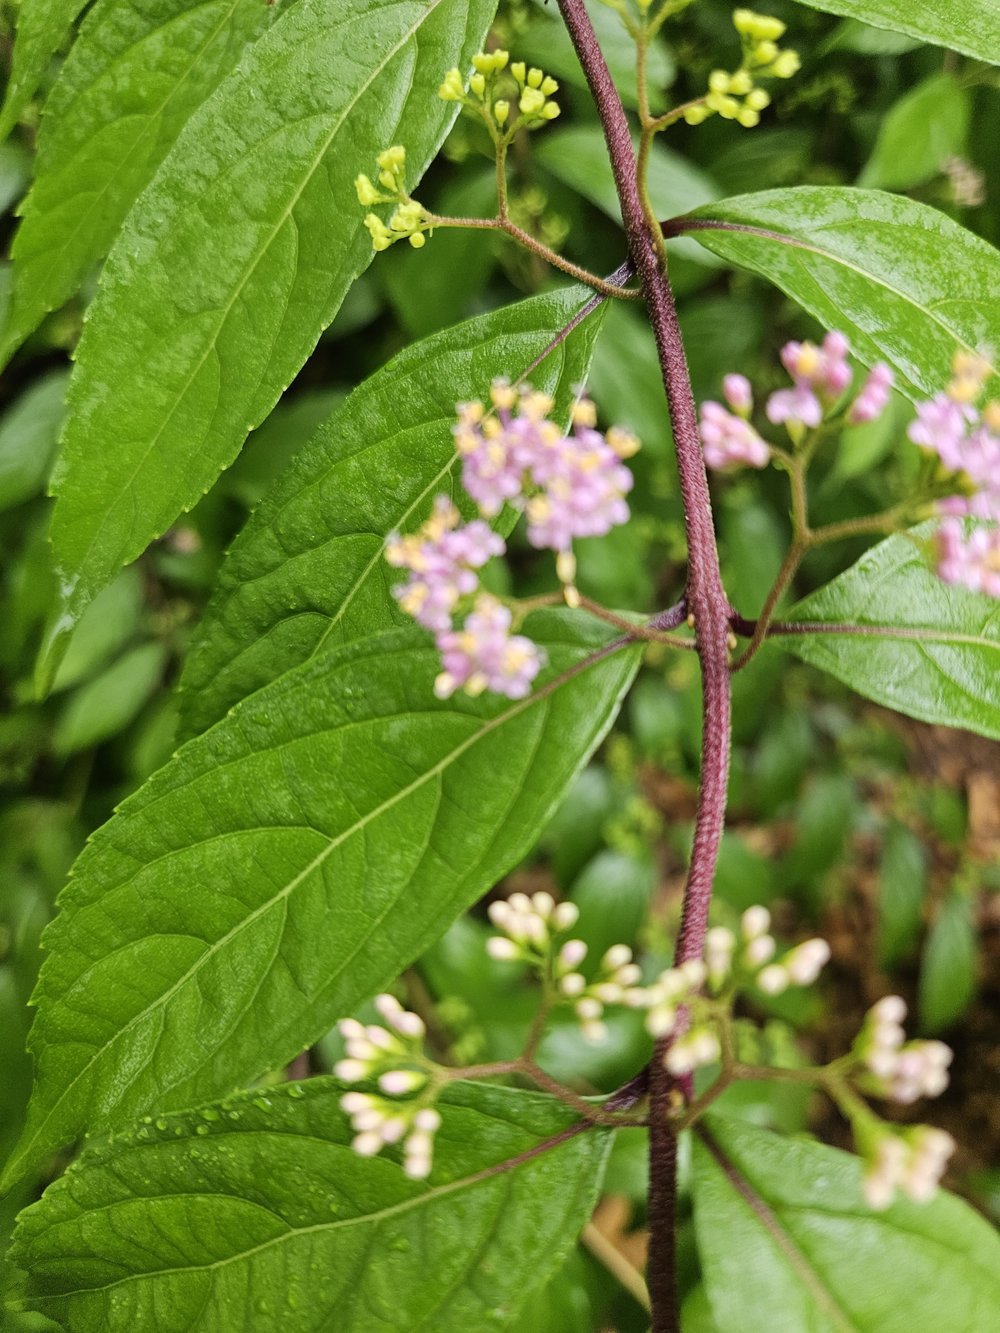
[438,49,560,136]
[684,9,800,130]
[354,146,432,253]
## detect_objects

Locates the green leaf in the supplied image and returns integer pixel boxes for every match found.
[0,0,277,366]
[674,187,1000,397]
[780,523,1000,739]
[3,616,639,1189]
[39,0,498,689]
[694,1115,1000,1332]
[14,1080,610,1331]
[179,287,605,738]
[858,74,970,192]
[0,0,87,141]
[791,0,1000,65]
[919,892,978,1032]
[0,369,68,511]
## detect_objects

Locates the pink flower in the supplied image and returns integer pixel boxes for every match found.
[699,401,770,470]
[766,383,822,428]
[907,394,976,471]
[722,373,753,415]
[849,363,894,424]
[435,596,546,700]
[386,496,504,632]
[937,519,1000,597]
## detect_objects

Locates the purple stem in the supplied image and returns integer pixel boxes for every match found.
[555,5,733,1329]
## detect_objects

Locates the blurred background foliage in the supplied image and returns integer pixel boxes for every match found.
[1,0,999,1326]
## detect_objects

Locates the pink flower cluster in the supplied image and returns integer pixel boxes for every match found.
[699,331,895,470]
[386,497,544,700]
[907,349,1000,597]
[454,382,639,553]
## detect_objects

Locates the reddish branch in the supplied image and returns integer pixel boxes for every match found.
[555,3,734,1328]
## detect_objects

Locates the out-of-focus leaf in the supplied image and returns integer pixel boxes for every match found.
[0,370,68,511]
[0,0,87,141]
[51,568,144,694]
[14,1080,610,1332]
[919,892,977,1032]
[52,641,166,756]
[877,821,927,967]
[569,848,656,958]
[858,75,970,192]
[694,1115,1000,1331]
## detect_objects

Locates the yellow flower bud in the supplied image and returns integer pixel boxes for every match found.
[541,101,561,120]
[377,145,406,172]
[745,87,770,111]
[378,169,395,189]
[511,61,526,85]
[716,94,741,119]
[354,174,381,206]
[493,99,510,125]
[753,14,786,40]
[770,49,801,78]
[526,67,544,88]
[753,40,778,63]
[438,67,465,101]
[408,232,426,249]
[469,71,486,98]
[492,50,510,72]
[541,75,558,96]
[708,69,731,93]
[519,86,546,116]
[683,104,710,125]
[737,106,760,127]
[728,69,753,95]
[732,8,756,33]
[472,52,493,73]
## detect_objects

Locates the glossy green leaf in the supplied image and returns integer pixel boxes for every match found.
[39,0,498,688]
[0,0,87,141]
[781,524,1000,739]
[179,288,605,738]
[919,892,978,1032]
[791,0,1000,64]
[674,188,1000,397]
[858,74,970,192]
[0,0,277,366]
[3,615,639,1189]
[694,1115,1000,1331]
[0,369,68,511]
[14,1079,610,1331]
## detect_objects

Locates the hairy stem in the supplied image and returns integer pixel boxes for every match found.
[556,4,733,1328]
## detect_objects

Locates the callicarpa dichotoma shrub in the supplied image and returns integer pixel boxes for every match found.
[2,0,1000,1329]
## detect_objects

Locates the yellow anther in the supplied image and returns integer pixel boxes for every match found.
[607,426,640,458]
[490,380,517,410]
[571,398,598,428]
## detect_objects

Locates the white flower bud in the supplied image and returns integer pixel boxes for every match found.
[378,1116,408,1143]
[872,995,907,1026]
[335,1059,369,1083]
[559,971,586,997]
[552,901,580,931]
[531,891,555,919]
[757,964,789,995]
[679,958,707,991]
[413,1107,441,1133]
[581,1019,608,1044]
[741,905,771,940]
[487,937,520,961]
[744,934,776,967]
[576,997,603,1022]
[602,944,633,971]
[558,939,588,971]
[615,963,642,987]
[352,1131,383,1157]
[389,1010,426,1040]
[785,938,831,985]
[645,1004,677,1038]
[339,1018,366,1041]
[487,900,511,929]
[507,892,531,915]
[374,993,402,1019]
[340,1091,375,1115]
[378,1069,426,1096]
